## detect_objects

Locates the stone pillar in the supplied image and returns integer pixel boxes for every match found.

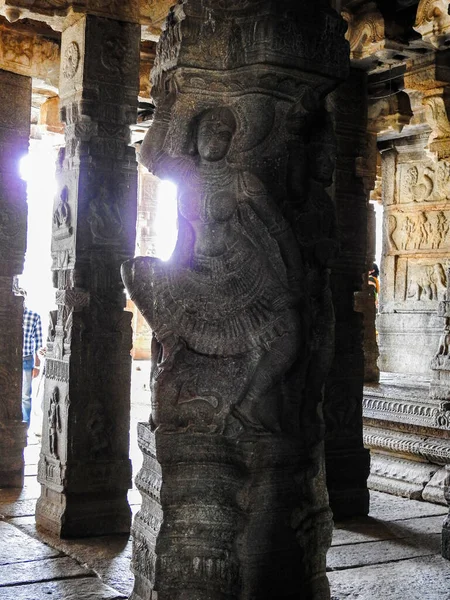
[324,68,371,519]
[35,11,140,537]
[123,1,349,599]
[0,69,30,487]
[429,266,450,558]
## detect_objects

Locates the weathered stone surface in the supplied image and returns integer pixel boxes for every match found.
[369,490,447,522]
[329,555,450,600]
[0,556,92,586]
[0,521,60,565]
[423,466,447,504]
[332,514,446,547]
[0,577,126,600]
[328,534,441,570]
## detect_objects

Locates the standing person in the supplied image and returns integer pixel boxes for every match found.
[21,301,43,428]
[368,263,380,309]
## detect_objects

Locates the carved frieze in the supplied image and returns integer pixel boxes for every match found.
[388,210,450,252]
[0,23,59,87]
[0,0,141,25]
[405,259,447,302]
[397,160,450,204]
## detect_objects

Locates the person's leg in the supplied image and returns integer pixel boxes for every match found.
[22,356,33,427]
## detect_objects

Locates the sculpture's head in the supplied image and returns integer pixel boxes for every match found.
[196,107,236,162]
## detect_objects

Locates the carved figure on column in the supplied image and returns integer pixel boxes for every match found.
[48,387,61,459]
[123,106,303,434]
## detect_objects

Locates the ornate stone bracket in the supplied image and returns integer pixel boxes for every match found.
[414,0,450,50]
[342,1,385,61]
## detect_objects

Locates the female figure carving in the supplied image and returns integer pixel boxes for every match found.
[122,106,303,432]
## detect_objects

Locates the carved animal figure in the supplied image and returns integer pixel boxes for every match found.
[407,262,447,301]
[437,326,450,356]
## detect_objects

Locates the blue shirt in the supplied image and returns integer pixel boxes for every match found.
[23,308,43,358]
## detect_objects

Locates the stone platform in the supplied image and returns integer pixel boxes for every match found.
[363,372,450,504]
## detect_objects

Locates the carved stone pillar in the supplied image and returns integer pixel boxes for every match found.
[324,68,371,519]
[123,2,349,599]
[429,266,450,558]
[35,11,140,537]
[0,69,30,487]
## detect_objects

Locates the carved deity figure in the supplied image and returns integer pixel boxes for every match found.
[53,186,72,240]
[48,387,61,459]
[88,183,123,245]
[122,106,303,433]
[436,211,449,248]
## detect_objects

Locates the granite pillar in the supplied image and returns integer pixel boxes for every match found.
[324,68,371,519]
[123,1,349,598]
[0,69,30,487]
[35,11,140,537]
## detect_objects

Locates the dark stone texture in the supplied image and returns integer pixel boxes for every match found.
[324,68,371,520]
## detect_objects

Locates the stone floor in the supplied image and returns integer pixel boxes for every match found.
[1,363,449,599]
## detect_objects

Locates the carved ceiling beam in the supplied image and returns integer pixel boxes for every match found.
[414,0,450,49]
[0,20,59,85]
[0,1,140,26]
[0,0,174,33]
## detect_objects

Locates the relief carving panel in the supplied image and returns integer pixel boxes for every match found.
[398,161,450,205]
[388,210,450,252]
[394,257,449,304]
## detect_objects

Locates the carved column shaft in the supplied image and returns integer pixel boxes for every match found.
[125,1,349,599]
[35,12,140,537]
[0,69,30,487]
[324,68,371,519]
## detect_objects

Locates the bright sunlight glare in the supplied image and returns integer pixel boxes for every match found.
[19,139,58,323]
[154,180,178,261]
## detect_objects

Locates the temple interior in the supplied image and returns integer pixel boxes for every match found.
[1,1,450,599]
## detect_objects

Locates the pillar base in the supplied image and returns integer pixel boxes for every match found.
[35,489,131,538]
[131,423,332,600]
[0,420,27,488]
[326,447,371,519]
[36,457,132,538]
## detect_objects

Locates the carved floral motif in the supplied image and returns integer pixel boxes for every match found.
[62,41,80,79]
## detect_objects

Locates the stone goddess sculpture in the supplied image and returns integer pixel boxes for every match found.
[122,106,303,432]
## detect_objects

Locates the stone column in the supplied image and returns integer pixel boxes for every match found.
[324,68,371,519]
[0,69,30,487]
[123,1,349,599]
[35,10,140,537]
